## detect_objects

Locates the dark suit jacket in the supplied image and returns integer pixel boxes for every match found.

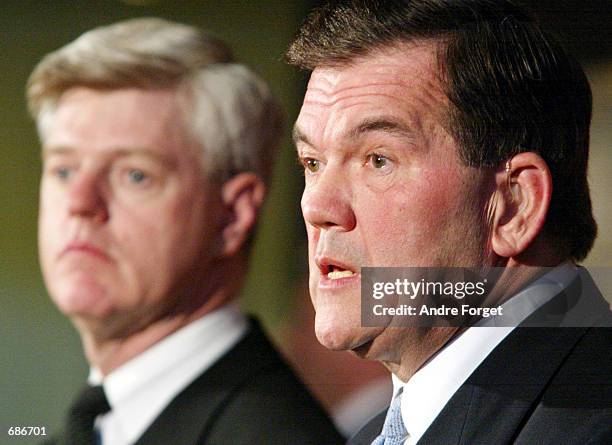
[47,318,344,445]
[349,269,612,445]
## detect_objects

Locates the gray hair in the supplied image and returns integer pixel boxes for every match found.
[27,17,283,185]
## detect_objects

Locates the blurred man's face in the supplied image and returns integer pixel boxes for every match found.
[39,87,222,337]
[295,43,489,360]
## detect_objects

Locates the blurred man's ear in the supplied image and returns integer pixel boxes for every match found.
[489,152,552,258]
[219,172,266,257]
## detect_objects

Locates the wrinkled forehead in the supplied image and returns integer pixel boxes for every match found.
[296,42,450,145]
[304,41,444,100]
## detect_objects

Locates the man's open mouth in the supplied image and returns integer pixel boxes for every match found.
[326,265,356,280]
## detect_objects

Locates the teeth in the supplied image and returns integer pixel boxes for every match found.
[328,270,355,280]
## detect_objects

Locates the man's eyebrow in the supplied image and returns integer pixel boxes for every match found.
[347,117,414,140]
[42,146,172,164]
[41,146,74,160]
[292,125,311,146]
[291,116,414,149]
[111,148,171,164]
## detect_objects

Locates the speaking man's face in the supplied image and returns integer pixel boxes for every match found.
[39,87,222,338]
[295,43,490,361]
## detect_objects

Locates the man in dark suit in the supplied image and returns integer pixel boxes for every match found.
[28,17,342,445]
[287,1,612,443]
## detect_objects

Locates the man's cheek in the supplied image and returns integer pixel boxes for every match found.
[394,177,456,222]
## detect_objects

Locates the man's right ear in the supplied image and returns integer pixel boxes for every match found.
[218,172,266,258]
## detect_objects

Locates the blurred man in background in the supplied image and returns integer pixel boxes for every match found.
[28,17,342,445]
[288,0,612,443]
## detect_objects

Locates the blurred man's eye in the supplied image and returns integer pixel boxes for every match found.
[128,169,147,184]
[49,165,74,181]
[56,167,71,180]
[112,164,162,194]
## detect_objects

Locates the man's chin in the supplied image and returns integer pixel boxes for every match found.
[52,287,116,328]
[314,321,382,353]
[55,294,107,315]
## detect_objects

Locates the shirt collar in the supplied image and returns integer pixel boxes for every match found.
[475,261,577,327]
[392,262,577,445]
[89,303,248,445]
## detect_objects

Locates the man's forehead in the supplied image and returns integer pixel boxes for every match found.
[296,41,449,146]
[305,41,442,97]
[43,87,188,148]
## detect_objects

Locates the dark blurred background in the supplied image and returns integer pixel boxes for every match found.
[1,1,611,442]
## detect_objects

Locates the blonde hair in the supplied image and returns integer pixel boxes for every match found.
[27,17,283,185]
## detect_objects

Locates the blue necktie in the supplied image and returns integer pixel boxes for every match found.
[371,390,408,445]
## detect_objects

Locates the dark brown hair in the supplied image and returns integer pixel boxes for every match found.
[287,0,596,261]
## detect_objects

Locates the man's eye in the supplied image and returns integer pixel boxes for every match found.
[127,169,147,184]
[50,166,73,181]
[304,158,320,173]
[367,153,388,169]
[56,167,72,180]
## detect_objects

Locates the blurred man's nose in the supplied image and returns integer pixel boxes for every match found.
[301,167,356,232]
[67,171,109,223]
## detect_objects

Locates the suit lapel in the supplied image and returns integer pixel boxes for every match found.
[348,269,610,445]
[134,319,279,445]
[418,268,610,444]
[419,327,588,444]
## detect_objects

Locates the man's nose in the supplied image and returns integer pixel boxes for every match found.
[301,167,356,232]
[67,171,109,223]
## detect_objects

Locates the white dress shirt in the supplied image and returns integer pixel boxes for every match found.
[88,303,248,445]
[390,262,577,445]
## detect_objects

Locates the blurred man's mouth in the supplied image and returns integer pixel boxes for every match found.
[60,241,111,262]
